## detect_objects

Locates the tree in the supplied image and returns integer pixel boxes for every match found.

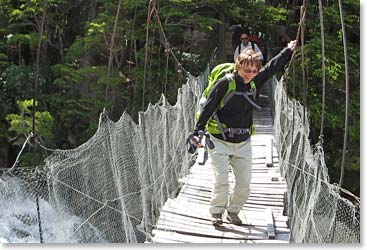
[6,99,54,166]
[285,0,360,195]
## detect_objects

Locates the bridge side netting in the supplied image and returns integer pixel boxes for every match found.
[273,77,360,243]
[0,69,207,243]
[43,70,208,243]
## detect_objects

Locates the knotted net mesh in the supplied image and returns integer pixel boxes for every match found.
[44,70,208,242]
[0,69,208,243]
[273,77,360,243]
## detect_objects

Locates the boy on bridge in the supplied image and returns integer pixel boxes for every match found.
[191,40,297,226]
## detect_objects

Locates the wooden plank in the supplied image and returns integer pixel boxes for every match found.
[152,229,289,243]
[184,166,281,178]
[160,206,289,230]
[266,138,273,167]
[178,189,285,207]
[177,194,285,209]
[179,178,287,193]
[183,185,285,199]
[162,199,289,227]
[265,208,276,239]
[153,229,285,243]
[172,196,285,212]
[155,220,270,240]
[181,176,286,186]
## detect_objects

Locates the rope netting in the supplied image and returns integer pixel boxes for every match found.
[272,78,359,243]
[0,69,208,243]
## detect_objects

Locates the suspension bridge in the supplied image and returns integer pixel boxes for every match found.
[0,68,360,243]
[0,0,360,244]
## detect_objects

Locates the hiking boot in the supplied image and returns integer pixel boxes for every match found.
[227,212,242,225]
[211,214,223,226]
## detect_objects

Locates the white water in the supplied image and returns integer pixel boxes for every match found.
[0,177,107,243]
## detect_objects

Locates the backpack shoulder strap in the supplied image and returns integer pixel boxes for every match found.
[251,41,255,50]
[219,73,235,108]
[221,80,260,110]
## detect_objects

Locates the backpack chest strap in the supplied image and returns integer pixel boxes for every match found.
[222,90,261,110]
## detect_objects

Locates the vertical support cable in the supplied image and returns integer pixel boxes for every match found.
[142,0,155,111]
[154,3,189,75]
[148,17,157,104]
[104,0,123,108]
[282,3,306,142]
[128,4,138,114]
[164,42,170,96]
[318,0,326,143]
[32,0,48,243]
[300,4,307,124]
[337,0,350,188]
[291,62,296,142]
[35,195,43,242]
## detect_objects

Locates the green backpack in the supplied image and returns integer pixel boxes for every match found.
[197,63,260,139]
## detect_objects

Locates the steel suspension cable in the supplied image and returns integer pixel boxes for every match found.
[291,60,296,142]
[337,0,350,188]
[128,4,138,113]
[284,3,307,78]
[164,43,170,96]
[142,0,156,111]
[300,3,307,124]
[148,15,158,104]
[283,3,307,141]
[32,0,48,243]
[140,0,190,105]
[104,0,122,107]
[318,0,327,143]
[152,6,189,75]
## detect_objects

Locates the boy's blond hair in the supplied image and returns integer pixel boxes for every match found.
[235,48,262,71]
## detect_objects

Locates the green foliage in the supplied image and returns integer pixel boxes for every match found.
[190,14,221,31]
[6,32,45,50]
[6,34,30,45]
[227,1,289,35]
[64,38,89,65]
[0,53,9,70]
[9,0,64,22]
[123,0,147,10]
[0,64,35,116]
[49,63,126,147]
[51,64,83,88]
[287,0,359,182]
[6,99,54,145]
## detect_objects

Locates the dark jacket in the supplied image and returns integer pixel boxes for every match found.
[195,47,292,143]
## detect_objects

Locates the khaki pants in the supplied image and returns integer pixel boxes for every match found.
[208,135,252,214]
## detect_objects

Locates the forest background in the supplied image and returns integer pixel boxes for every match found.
[0,0,360,197]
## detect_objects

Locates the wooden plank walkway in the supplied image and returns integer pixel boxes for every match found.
[151,80,289,243]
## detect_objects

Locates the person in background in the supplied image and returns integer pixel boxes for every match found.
[192,40,297,226]
[233,30,264,62]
